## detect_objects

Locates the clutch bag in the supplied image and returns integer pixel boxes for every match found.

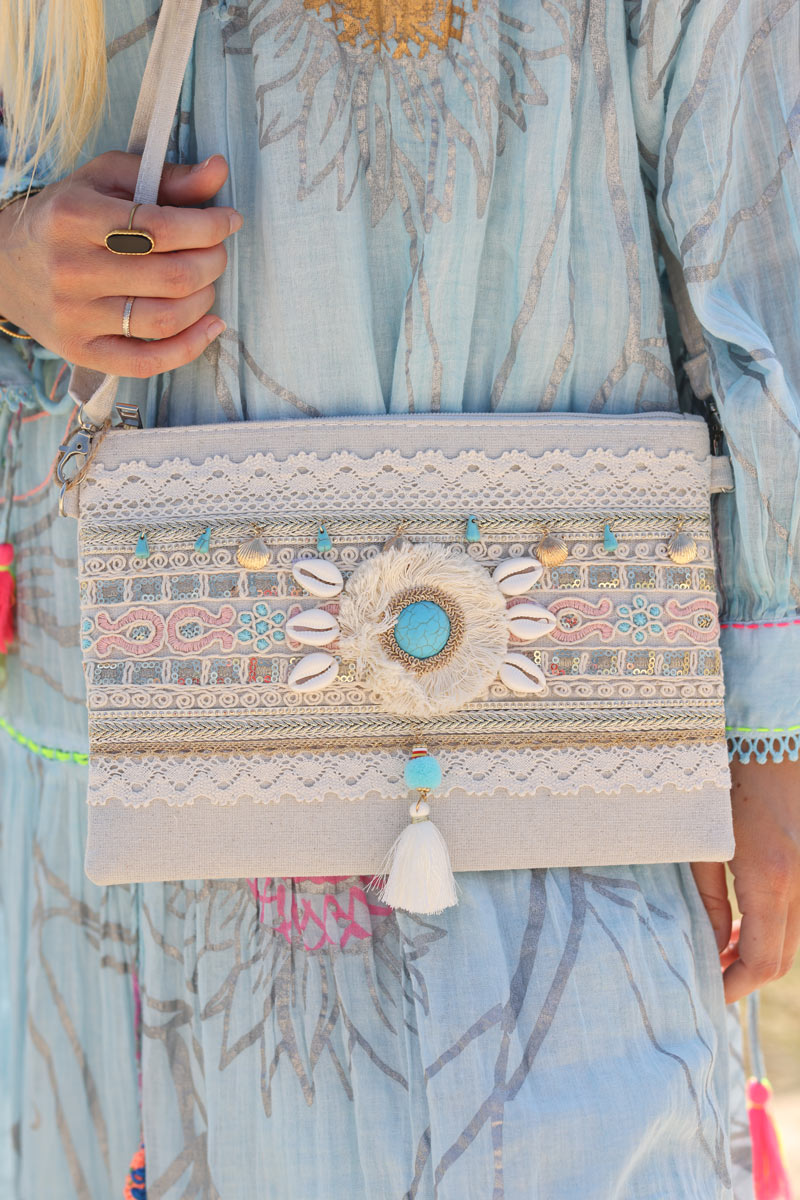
[58,0,735,908]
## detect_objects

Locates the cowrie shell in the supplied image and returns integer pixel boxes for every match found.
[288,652,339,693]
[292,558,344,598]
[506,602,556,642]
[493,556,543,596]
[285,608,340,647]
[499,653,547,694]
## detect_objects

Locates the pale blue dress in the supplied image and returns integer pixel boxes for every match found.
[2,1,799,1196]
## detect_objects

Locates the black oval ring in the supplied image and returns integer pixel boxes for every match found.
[105,229,155,255]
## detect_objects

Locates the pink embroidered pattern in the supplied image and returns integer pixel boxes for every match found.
[95,608,165,657]
[248,877,393,951]
[549,596,614,643]
[166,604,236,653]
[664,598,719,644]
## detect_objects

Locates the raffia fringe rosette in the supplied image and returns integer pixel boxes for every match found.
[337,542,509,718]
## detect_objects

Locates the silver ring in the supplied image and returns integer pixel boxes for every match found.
[121,296,136,339]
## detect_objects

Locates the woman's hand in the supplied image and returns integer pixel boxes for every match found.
[0,151,240,377]
[691,757,800,1002]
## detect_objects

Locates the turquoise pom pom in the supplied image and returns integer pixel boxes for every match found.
[404,753,442,792]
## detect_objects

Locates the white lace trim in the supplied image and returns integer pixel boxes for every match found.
[77,447,713,523]
[87,743,731,808]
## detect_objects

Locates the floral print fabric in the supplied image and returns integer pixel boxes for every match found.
[3,0,799,1193]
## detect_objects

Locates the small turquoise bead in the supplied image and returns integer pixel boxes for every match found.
[465,515,481,543]
[316,525,333,553]
[194,525,211,555]
[603,523,618,554]
[135,532,149,559]
[404,754,442,792]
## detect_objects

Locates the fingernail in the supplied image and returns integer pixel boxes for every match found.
[206,318,226,339]
[192,156,213,174]
[229,211,244,234]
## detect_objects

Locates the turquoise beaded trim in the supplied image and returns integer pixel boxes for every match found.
[0,717,89,765]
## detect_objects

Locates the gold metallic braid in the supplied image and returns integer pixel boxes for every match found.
[90,730,726,758]
[89,698,727,755]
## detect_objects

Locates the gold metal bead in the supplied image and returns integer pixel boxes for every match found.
[382,521,408,553]
[666,529,698,565]
[236,533,270,570]
[535,532,568,568]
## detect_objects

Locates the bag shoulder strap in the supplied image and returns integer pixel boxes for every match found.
[68,0,203,428]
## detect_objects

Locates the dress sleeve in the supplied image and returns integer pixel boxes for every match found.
[630,0,800,765]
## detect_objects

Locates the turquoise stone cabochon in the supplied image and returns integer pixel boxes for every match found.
[394,600,451,660]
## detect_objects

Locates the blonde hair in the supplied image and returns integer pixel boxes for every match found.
[0,0,107,194]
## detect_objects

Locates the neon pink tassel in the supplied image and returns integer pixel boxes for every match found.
[0,543,15,653]
[747,1078,793,1200]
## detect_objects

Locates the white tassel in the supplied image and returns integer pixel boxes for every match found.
[373,798,458,915]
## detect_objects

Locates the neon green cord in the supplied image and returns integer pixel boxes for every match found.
[0,717,88,765]
[726,724,800,733]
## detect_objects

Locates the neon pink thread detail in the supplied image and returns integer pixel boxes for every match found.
[95,608,165,657]
[165,604,236,653]
[720,619,800,630]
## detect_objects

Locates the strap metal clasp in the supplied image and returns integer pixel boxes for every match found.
[55,406,104,516]
[116,403,142,429]
[55,403,142,515]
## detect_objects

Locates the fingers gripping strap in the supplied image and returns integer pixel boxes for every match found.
[68,0,204,428]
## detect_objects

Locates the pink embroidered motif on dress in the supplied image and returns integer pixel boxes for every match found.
[248,877,393,951]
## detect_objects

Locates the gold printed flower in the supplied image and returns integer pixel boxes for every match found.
[303,0,467,58]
